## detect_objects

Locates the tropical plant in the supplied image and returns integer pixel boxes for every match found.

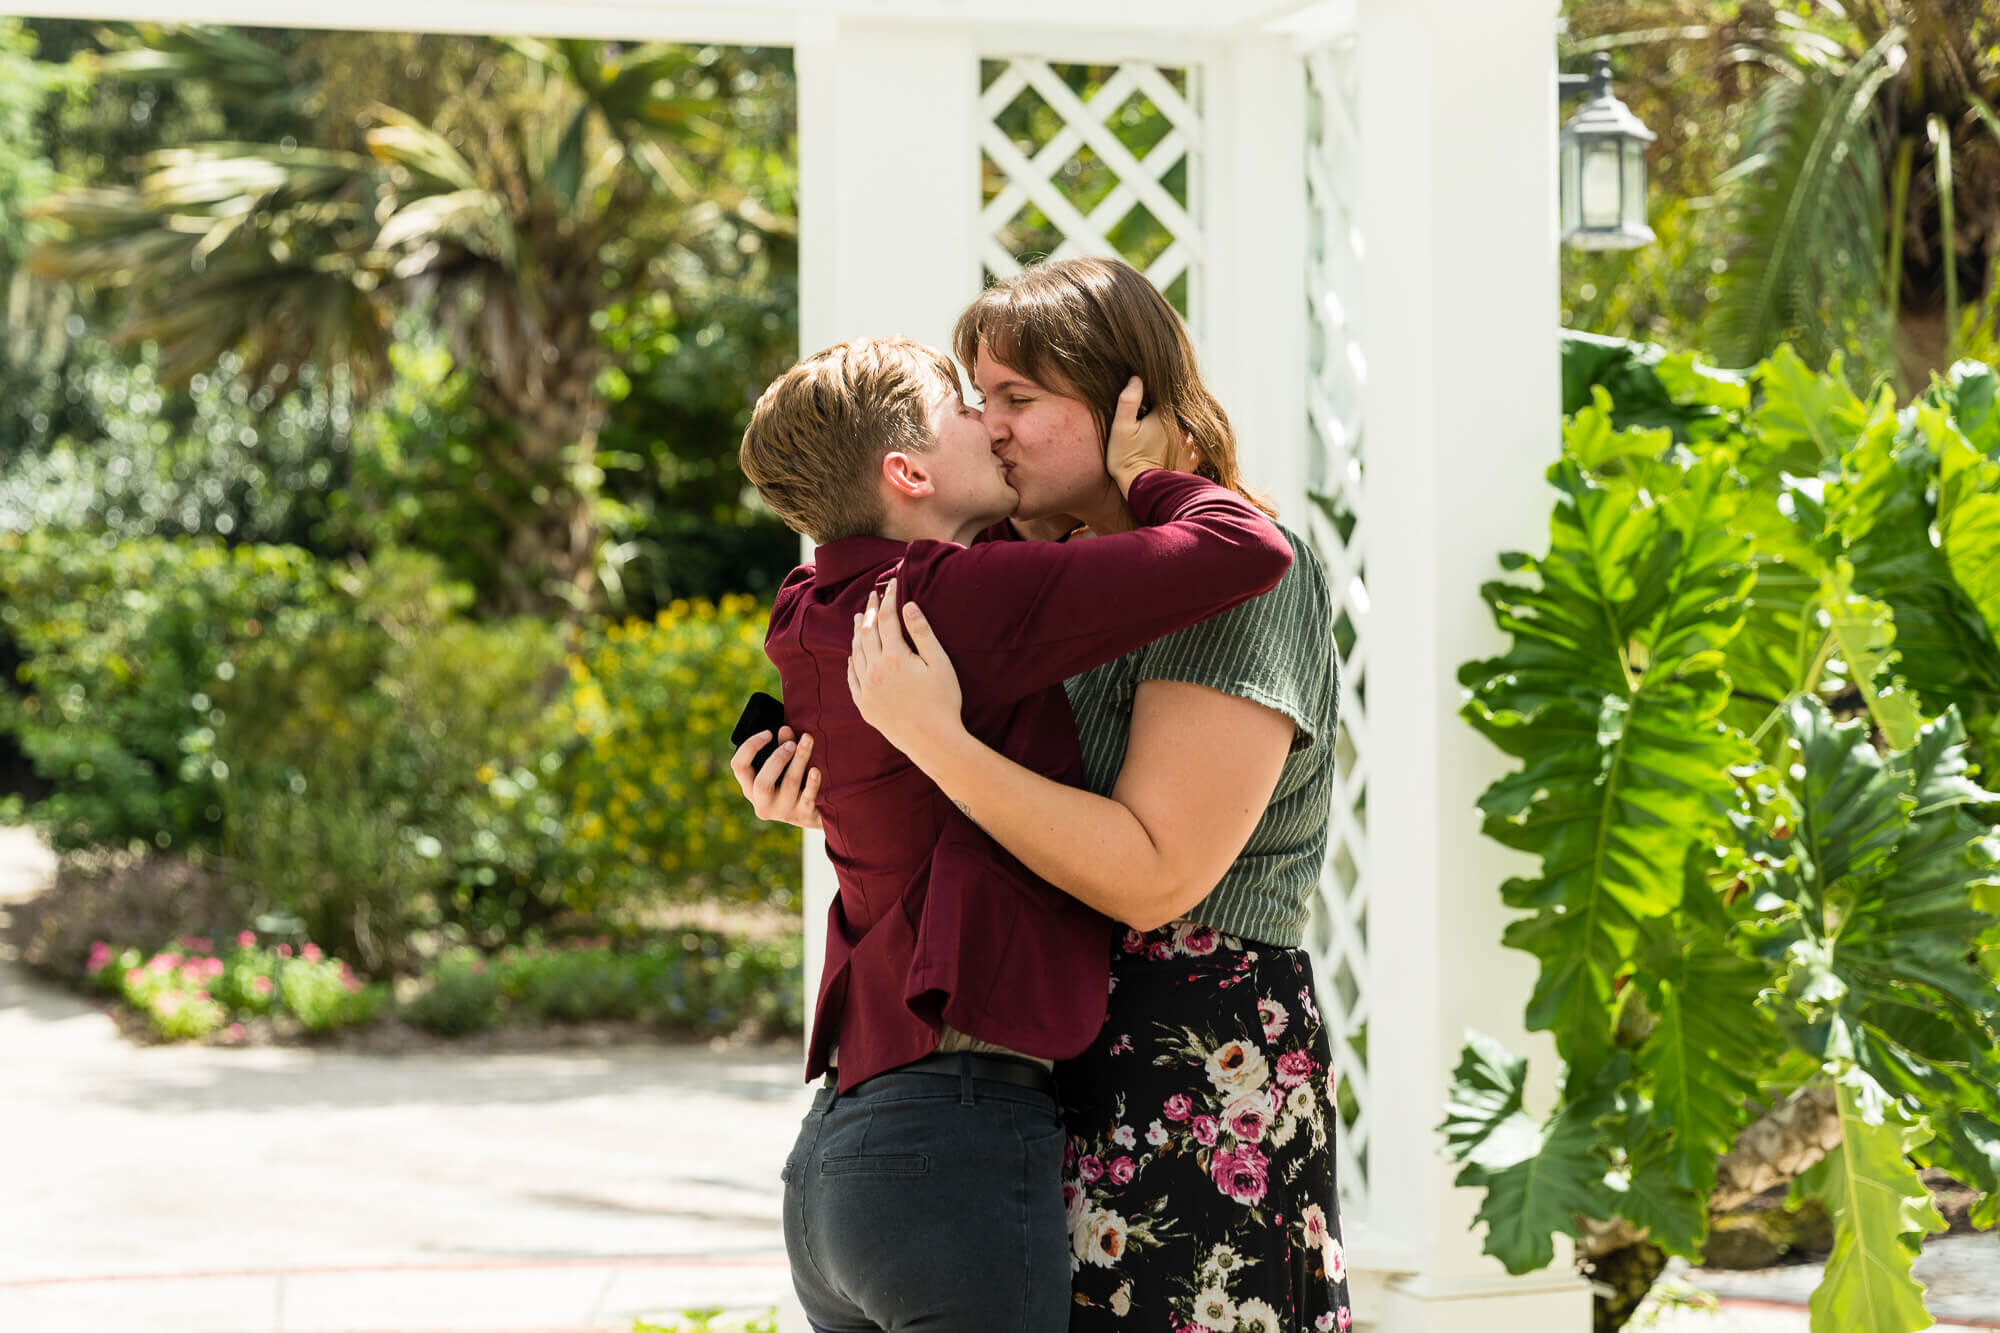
[1448,333,2000,1333]
[27,25,793,613]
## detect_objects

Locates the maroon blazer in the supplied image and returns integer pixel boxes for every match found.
[766,470,1293,1090]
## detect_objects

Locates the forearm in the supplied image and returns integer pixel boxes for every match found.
[905,726,1192,931]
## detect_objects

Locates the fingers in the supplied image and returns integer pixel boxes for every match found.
[878,580,900,654]
[901,599,939,665]
[852,587,881,674]
[751,733,801,803]
[771,731,816,810]
[1110,375,1143,441]
[877,581,913,663]
[729,730,771,794]
[791,765,823,825]
[1130,401,1175,463]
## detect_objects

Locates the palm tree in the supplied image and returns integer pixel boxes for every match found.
[29,26,793,614]
[1700,0,2000,388]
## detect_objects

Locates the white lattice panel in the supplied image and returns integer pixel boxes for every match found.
[1302,35,1372,1223]
[978,57,1204,331]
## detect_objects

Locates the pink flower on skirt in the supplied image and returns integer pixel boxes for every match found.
[1162,1093,1193,1122]
[1223,1090,1273,1144]
[1276,1050,1316,1088]
[1191,1115,1219,1146]
[1209,1143,1269,1205]
[1077,1154,1105,1183]
[1147,941,1175,961]
[1121,930,1146,954]
[1108,1156,1137,1185]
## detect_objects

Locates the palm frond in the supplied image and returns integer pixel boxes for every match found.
[375,188,517,272]
[1705,26,1904,372]
[1933,113,1961,361]
[365,109,482,193]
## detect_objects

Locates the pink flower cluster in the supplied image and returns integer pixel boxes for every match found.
[91,931,366,1039]
[1209,1143,1269,1204]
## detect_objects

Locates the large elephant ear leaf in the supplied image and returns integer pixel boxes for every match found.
[1466,452,1752,1072]
[1836,710,2000,1085]
[1820,558,1924,750]
[1795,1073,1946,1333]
[1929,408,2000,649]
[1932,359,2000,456]
[1634,856,1778,1197]
[1442,1033,1610,1275]
[1756,699,1911,924]
[1753,345,1890,475]
[1831,406,2000,727]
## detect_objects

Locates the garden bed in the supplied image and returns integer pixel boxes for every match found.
[3,846,804,1049]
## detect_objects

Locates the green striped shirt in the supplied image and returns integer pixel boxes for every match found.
[1062,524,1339,946]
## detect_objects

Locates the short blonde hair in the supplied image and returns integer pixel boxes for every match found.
[739,337,959,544]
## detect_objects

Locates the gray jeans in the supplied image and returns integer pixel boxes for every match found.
[782,1061,1070,1332]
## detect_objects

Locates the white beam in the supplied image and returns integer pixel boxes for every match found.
[1353,0,1592,1327]
[6,0,1354,44]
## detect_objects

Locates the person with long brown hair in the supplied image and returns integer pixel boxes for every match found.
[738,255,1352,1331]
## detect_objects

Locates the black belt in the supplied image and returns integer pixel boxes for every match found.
[826,1051,1056,1098]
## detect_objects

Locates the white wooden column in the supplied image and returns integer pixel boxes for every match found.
[1354,0,1593,1328]
[792,14,983,1031]
[1203,32,1311,521]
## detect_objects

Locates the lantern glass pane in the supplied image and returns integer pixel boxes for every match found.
[1581,141,1621,229]
[1622,140,1648,229]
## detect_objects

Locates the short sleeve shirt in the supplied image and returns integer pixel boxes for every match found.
[1061,523,1339,946]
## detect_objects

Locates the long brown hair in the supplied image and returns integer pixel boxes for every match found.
[952,256,1277,518]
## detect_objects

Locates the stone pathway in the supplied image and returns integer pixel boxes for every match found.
[0,826,804,1332]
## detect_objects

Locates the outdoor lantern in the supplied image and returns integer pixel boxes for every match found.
[1559,53,1656,251]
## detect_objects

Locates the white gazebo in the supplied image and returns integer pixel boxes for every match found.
[19,0,1587,1327]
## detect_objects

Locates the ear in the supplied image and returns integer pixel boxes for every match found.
[881,450,935,500]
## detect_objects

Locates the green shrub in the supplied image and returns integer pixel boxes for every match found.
[211,932,278,1016]
[400,946,503,1036]
[216,549,569,972]
[277,947,388,1033]
[553,595,800,915]
[405,931,805,1036]
[0,532,332,850]
[0,338,358,551]
[92,940,231,1041]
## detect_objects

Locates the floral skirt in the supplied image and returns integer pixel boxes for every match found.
[1056,922,1354,1332]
